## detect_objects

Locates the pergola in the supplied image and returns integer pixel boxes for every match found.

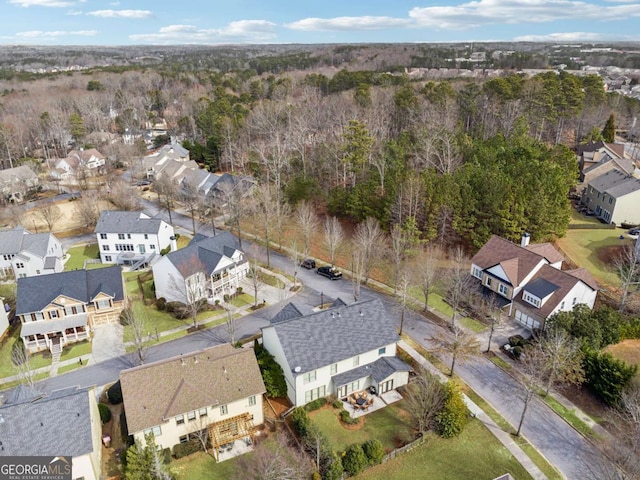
[208,412,256,461]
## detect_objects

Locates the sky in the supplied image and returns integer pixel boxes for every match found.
[2,0,640,46]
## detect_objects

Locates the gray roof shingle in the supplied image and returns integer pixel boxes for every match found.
[524,277,560,299]
[265,298,399,374]
[164,232,241,276]
[331,356,411,387]
[0,227,27,255]
[16,266,124,315]
[0,386,95,457]
[95,211,164,234]
[589,169,640,198]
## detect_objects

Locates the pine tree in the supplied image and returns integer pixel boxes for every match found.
[601,113,615,142]
[124,434,173,480]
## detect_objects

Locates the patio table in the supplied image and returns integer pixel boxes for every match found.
[355,397,366,406]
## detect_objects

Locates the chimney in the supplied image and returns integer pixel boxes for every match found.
[170,235,177,252]
[520,233,531,248]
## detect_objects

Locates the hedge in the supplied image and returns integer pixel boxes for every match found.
[107,381,123,404]
[305,397,327,412]
[173,439,201,459]
[98,403,112,424]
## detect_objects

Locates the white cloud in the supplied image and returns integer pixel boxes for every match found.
[87,9,152,18]
[129,20,277,44]
[66,9,82,15]
[286,16,412,31]
[9,0,76,6]
[514,32,605,41]
[16,29,97,38]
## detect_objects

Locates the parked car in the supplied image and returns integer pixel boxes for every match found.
[300,259,316,269]
[317,266,342,280]
[629,227,640,239]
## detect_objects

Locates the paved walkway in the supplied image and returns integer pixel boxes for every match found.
[400,340,548,480]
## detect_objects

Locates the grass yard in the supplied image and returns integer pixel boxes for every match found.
[260,271,285,289]
[60,340,92,361]
[0,329,52,379]
[122,300,185,343]
[57,362,84,374]
[605,339,640,371]
[541,394,598,440]
[354,420,533,480]
[556,223,629,286]
[310,402,414,453]
[64,244,100,271]
[229,293,254,308]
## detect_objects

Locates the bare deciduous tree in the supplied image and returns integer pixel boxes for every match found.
[108,179,141,211]
[288,239,303,289]
[430,325,480,377]
[169,254,208,329]
[120,305,149,366]
[252,185,278,268]
[247,257,265,308]
[516,345,549,436]
[11,340,37,388]
[539,328,584,396]
[397,271,411,336]
[35,203,62,232]
[323,216,344,268]
[180,181,199,235]
[295,200,320,258]
[411,245,441,312]
[352,217,385,285]
[614,243,640,312]
[74,195,101,228]
[350,247,365,302]
[405,366,446,434]
[444,247,473,328]
[154,175,178,224]
[389,223,409,294]
[482,293,505,353]
[239,431,312,480]
[224,307,238,346]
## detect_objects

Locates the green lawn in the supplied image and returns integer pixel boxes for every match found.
[60,340,92,361]
[354,420,533,480]
[541,394,598,440]
[0,329,52,379]
[310,402,414,453]
[64,244,100,271]
[57,362,84,374]
[0,372,49,391]
[229,293,254,308]
[260,271,285,289]
[122,301,185,343]
[0,283,16,304]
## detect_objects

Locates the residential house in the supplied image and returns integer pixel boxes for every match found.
[142,142,191,180]
[0,227,64,279]
[95,211,174,266]
[120,344,265,460]
[0,385,102,480]
[0,165,39,203]
[152,232,248,304]
[261,298,412,407]
[471,234,598,329]
[581,169,640,225]
[0,297,9,340]
[54,148,106,181]
[16,266,125,354]
[576,141,635,186]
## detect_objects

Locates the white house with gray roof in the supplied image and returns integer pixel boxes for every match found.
[261,298,411,407]
[0,227,63,279]
[0,385,102,480]
[95,210,174,266]
[152,232,248,304]
[581,168,640,225]
[0,164,39,203]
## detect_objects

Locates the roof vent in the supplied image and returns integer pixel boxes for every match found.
[359,311,363,317]
[294,366,301,373]
[337,312,341,317]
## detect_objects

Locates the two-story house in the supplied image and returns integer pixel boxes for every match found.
[0,227,63,279]
[120,344,265,460]
[16,265,125,354]
[95,211,174,267]
[152,232,248,304]
[0,385,102,480]
[471,234,598,330]
[581,169,640,226]
[55,148,106,180]
[261,298,411,407]
[0,164,39,203]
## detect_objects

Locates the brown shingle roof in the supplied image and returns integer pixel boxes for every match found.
[471,236,551,286]
[525,243,564,264]
[565,268,599,291]
[120,344,266,434]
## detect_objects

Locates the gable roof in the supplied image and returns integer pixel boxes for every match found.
[164,231,241,276]
[95,210,164,234]
[0,386,95,457]
[471,235,562,287]
[0,165,38,183]
[16,265,124,315]
[264,298,399,374]
[0,227,57,258]
[588,169,640,199]
[0,226,28,254]
[120,344,265,434]
[517,265,597,319]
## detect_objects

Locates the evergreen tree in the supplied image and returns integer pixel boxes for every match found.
[602,113,616,142]
[124,434,173,480]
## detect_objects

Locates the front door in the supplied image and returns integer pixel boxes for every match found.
[379,379,394,394]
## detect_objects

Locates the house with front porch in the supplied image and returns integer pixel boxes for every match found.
[16,265,125,354]
[95,210,174,267]
[261,298,411,407]
[0,385,102,480]
[120,344,265,460]
[0,227,63,279]
[152,232,248,304]
[470,234,598,330]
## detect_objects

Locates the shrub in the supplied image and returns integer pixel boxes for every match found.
[107,381,123,404]
[305,397,327,412]
[362,439,384,465]
[332,399,343,409]
[155,297,166,311]
[343,444,368,477]
[223,294,230,303]
[118,309,129,326]
[583,350,638,406]
[98,403,112,424]
[290,407,311,438]
[160,246,171,256]
[323,451,344,480]
[436,382,469,438]
[339,409,359,425]
[255,346,287,397]
[173,439,201,459]
[237,286,243,294]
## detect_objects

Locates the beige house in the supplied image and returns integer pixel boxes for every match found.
[16,266,125,354]
[581,169,640,226]
[0,385,102,480]
[120,344,265,460]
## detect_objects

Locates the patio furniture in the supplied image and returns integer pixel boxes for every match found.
[355,397,366,406]
[354,404,361,411]
[367,398,374,406]
[354,392,361,399]
[362,403,370,411]
[348,396,356,405]
[362,391,368,399]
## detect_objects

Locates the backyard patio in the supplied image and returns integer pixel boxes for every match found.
[342,390,404,418]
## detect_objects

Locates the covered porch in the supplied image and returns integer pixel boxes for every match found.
[208,412,256,462]
[20,313,90,353]
[209,260,249,298]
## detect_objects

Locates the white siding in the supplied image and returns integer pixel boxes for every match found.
[152,258,187,303]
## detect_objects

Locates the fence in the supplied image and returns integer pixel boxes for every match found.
[380,435,427,463]
[567,223,616,230]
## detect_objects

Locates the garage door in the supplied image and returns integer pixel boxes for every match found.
[514,309,540,330]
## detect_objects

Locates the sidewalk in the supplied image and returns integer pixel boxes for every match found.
[400,340,548,480]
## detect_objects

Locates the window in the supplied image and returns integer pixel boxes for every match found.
[103,245,109,251]
[49,310,58,319]
[118,234,125,240]
[187,411,196,422]
[144,234,148,239]
[179,435,188,444]
[199,408,208,417]
[305,386,326,403]
[560,301,565,309]
[36,270,40,275]
[472,266,483,279]
[485,277,492,287]
[609,197,613,205]
[220,405,228,415]
[378,347,386,355]
[303,370,316,384]
[150,244,155,250]
[100,233,107,239]
[105,255,112,262]
[96,299,111,309]
[144,426,162,437]
[330,363,337,375]
[127,234,131,239]
[353,356,360,367]
[248,395,256,406]
[522,292,540,307]
[115,244,134,251]
[15,262,24,269]
[498,284,508,296]
[572,297,577,306]
[175,415,184,425]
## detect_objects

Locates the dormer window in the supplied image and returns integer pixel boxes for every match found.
[522,292,540,308]
[472,266,482,279]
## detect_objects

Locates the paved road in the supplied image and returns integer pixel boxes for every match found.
[49,197,596,479]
